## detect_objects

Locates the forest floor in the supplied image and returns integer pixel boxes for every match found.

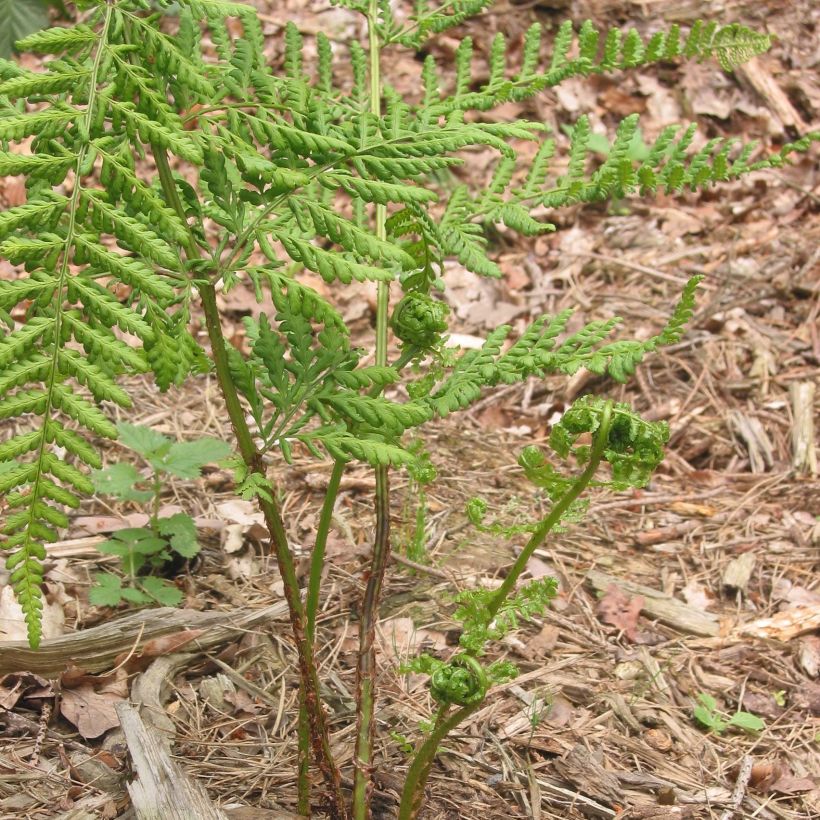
[0,0,818,819]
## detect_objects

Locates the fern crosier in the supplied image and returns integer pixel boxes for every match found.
[0,1,817,649]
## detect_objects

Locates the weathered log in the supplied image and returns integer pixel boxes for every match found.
[116,701,228,820]
[0,603,287,676]
[586,570,720,637]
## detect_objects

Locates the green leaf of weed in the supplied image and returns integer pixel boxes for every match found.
[88,573,124,607]
[0,0,49,60]
[158,438,232,479]
[108,527,168,555]
[120,586,152,604]
[139,576,183,606]
[727,711,765,733]
[116,422,171,459]
[156,513,199,558]
[92,462,153,502]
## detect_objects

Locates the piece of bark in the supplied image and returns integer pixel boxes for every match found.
[722,553,756,593]
[740,605,820,641]
[623,808,693,819]
[635,520,698,547]
[728,410,774,473]
[586,570,720,637]
[552,743,624,807]
[790,382,817,475]
[224,809,304,820]
[0,603,287,676]
[736,59,808,132]
[131,654,197,743]
[116,701,228,820]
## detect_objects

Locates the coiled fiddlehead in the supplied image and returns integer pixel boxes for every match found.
[390,291,449,349]
[429,653,488,706]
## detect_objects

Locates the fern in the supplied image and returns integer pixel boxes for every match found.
[0,0,813,671]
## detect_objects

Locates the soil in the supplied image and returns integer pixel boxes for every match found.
[0,1,818,819]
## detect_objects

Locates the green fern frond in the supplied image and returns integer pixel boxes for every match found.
[14,25,99,55]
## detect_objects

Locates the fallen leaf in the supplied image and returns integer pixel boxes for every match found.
[798,635,820,678]
[0,584,65,641]
[749,759,780,792]
[377,617,447,663]
[741,691,784,720]
[216,500,264,527]
[545,695,574,727]
[3,178,27,207]
[475,403,511,429]
[0,673,53,710]
[73,515,146,534]
[680,580,712,611]
[769,775,817,795]
[223,686,261,716]
[597,584,645,642]
[528,624,559,656]
[792,681,820,715]
[60,685,124,739]
[642,728,672,752]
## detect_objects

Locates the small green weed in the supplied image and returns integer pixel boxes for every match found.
[89,423,231,608]
[693,692,765,735]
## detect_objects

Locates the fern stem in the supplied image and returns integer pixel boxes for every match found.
[150,142,348,819]
[296,682,311,818]
[298,455,345,816]
[200,281,348,819]
[397,703,480,820]
[397,402,614,817]
[352,5,393,817]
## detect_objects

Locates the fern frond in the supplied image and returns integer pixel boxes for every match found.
[15,25,99,55]
[278,234,395,284]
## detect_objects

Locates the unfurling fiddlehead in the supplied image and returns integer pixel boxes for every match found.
[402,398,671,814]
[391,291,450,349]
[429,653,488,706]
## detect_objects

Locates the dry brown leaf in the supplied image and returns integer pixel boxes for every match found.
[0,584,65,641]
[377,616,447,663]
[0,672,53,710]
[215,500,264,527]
[596,584,645,642]
[545,694,574,727]
[60,685,124,739]
[528,623,559,656]
[797,635,820,678]
[680,580,712,611]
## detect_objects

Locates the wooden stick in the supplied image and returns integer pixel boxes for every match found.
[586,569,720,637]
[719,754,754,820]
[0,603,287,676]
[116,701,228,820]
[790,381,817,475]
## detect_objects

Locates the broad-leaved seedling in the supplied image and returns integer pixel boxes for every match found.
[89,422,230,607]
[0,1,815,817]
[693,692,766,735]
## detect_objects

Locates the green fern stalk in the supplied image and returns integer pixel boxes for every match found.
[398,702,482,820]
[353,3,394,816]
[155,139,349,816]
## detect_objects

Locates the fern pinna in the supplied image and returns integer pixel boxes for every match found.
[0,0,815,780]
